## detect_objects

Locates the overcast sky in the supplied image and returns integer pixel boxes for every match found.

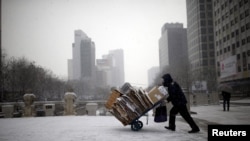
[2,0,187,87]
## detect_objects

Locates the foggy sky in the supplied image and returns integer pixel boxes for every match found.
[2,0,187,87]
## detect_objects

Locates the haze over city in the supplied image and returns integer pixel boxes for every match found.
[2,0,187,87]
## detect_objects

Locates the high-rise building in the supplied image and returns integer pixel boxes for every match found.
[67,59,73,80]
[186,0,216,92]
[159,23,188,87]
[96,49,125,88]
[108,49,125,87]
[69,30,96,82]
[213,0,250,95]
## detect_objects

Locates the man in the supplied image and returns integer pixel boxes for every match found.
[162,73,200,133]
[222,91,231,111]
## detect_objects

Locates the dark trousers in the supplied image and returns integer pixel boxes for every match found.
[223,99,230,111]
[169,105,199,130]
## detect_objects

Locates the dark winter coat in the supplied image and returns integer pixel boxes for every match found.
[162,73,187,106]
[167,82,187,106]
[222,91,231,100]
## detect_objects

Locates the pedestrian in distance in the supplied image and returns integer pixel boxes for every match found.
[162,73,200,133]
[222,91,231,111]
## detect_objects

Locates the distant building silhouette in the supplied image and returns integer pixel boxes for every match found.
[159,23,188,87]
[68,30,96,85]
[96,49,125,88]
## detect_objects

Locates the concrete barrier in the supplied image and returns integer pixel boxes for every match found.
[2,105,14,118]
[86,103,98,116]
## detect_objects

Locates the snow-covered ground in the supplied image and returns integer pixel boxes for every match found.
[1,101,250,141]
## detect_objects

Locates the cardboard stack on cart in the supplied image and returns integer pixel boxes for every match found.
[105,83,168,126]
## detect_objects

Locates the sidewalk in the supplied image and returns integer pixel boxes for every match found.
[191,101,250,132]
[0,99,250,141]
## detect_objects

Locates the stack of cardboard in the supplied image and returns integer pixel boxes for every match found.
[105,83,168,126]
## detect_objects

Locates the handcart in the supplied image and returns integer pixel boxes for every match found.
[129,97,166,131]
[105,83,168,131]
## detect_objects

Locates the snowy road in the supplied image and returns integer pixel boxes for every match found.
[1,104,250,141]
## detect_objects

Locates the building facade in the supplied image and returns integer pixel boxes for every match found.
[159,23,188,87]
[69,30,96,83]
[213,0,250,96]
[186,0,216,93]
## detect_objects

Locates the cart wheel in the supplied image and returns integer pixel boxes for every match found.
[131,120,143,131]
[137,120,143,129]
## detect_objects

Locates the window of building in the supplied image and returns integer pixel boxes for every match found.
[239,0,244,7]
[201,28,206,34]
[203,60,208,66]
[218,71,220,77]
[246,23,250,30]
[228,46,231,52]
[200,12,206,18]
[245,10,249,17]
[210,59,215,65]
[236,41,240,47]
[209,36,214,41]
[242,39,246,45]
[236,29,239,35]
[240,13,245,20]
[234,5,238,11]
[209,44,214,49]
[208,20,213,26]
[200,4,205,11]
[202,44,207,50]
[241,26,245,32]
[207,4,212,10]
[235,17,238,23]
[224,48,227,53]
[208,28,213,33]
[232,45,236,55]
[247,36,250,43]
[202,36,207,42]
[200,20,206,26]
[209,51,214,57]
[223,37,226,42]
[247,50,250,56]
[243,52,247,71]
[231,20,234,26]
[231,32,235,38]
[199,0,204,3]
[237,54,241,60]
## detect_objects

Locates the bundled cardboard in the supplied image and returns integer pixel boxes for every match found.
[105,84,167,126]
[105,90,122,109]
[147,86,168,104]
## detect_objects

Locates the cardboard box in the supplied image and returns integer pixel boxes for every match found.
[105,90,122,109]
[147,86,167,104]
